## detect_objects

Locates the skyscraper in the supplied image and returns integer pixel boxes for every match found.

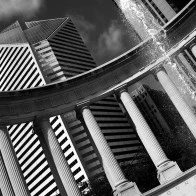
[112,0,179,40]
[171,49,196,107]
[139,0,177,25]
[65,94,143,179]
[112,0,196,107]
[130,85,170,134]
[0,17,143,195]
[0,18,96,196]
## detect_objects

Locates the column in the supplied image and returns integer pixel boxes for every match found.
[36,117,81,196]
[191,44,196,57]
[155,67,196,139]
[79,105,142,196]
[0,125,30,196]
[117,87,182,184]
[0,151,15,196]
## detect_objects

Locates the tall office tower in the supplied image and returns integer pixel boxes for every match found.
[61,96,144,179]
[24,18,96,82]
[0,18,97,195]
[0,17,144,195]
[130,85,170,134]
[90,96,143,164]
[64,95,143,179]
[139,0,177,25]
[172,50,196,100]
[112,0,178,40]
[144,86,186,131]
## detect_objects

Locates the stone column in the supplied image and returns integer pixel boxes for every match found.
[35,117,81,196]
[116,86,182,184]
[0,150,15,196]
[155,67,196,139]
[79,104,142,196]
[0,125,30,196]
[191,44,196,57]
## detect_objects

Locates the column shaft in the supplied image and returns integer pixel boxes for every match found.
[0,125,30,196]
[0,151,15,196]
[82,107,127,188]
[157,70,196,139]
[191,45,196,57]
[120,91,169,168]
[39,118,81,196]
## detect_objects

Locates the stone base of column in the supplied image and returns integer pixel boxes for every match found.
[157,161,182,184]
[113,182,143,196]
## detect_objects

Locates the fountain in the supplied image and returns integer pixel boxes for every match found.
[112,0,196,196]
[117,0,196,101]
[1,1,196,196]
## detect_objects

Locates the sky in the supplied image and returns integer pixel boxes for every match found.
[0,0,190,65]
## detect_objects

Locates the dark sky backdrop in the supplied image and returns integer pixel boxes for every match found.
[0,0,190,65]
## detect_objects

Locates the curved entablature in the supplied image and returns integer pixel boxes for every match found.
[1,0,196,125]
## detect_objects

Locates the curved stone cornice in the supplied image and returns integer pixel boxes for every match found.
[0,1,196,125]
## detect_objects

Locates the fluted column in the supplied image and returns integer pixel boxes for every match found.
[79,105,142,196]
[191,44,196,57]
[117,86,182,184]
[0,125,30,196]
[155,67,196,139]
[0,151,15,196]
[37,117,81,196]
[119,89,169,166]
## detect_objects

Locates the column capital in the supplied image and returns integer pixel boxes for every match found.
[34,115,50,123]
[76,100,91,112]
[33,115,50,135]
[190,43,196,49]
[75,100,91,121]
[114,84,128,98]
[151,65,167,81]
[151,64,166,74]
[0,123,8,129]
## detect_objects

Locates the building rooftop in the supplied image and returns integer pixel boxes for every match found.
[0,21,27,44]
[24,18,68,44]
[0,18,68,45]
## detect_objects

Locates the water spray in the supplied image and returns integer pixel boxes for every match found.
[118,0,196,100]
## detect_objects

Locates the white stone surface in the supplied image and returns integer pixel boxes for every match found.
[120,90,169,167]
[0,151,15,196]
[157,70,196,139]
[82,107,127,189]
[39,118,81,196]
[0,125,30,196]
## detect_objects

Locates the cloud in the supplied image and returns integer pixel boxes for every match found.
[96,20,126,58]
[68,14,96,43]
[0,0,43,20]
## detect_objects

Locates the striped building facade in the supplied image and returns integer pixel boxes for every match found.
[0,18,143,195]
[61,95,143,179]
[130,85,170,134]
[113,0,177,25]
[112,0,179,40]
[0,19,92,196]
[25,17,143,179]
[139,0,177,25]
[91,96,143,164]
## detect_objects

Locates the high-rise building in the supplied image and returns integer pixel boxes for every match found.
[143,85,187,130]
[171,49,196,106]
[65,94,144,179]
[139,0,177,25]
[130,85,170,134]
[112,0,179,40]
[0,18,144,195]
[0,18,97,196]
